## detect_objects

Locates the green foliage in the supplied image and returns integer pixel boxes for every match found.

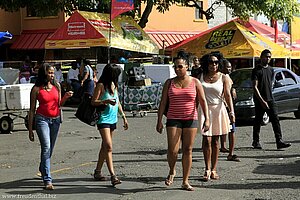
[0,0,299,21]
[222,0,300,21]
[0,0,96,16]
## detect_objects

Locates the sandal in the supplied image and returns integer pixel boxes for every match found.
[227,154,241,162]
[165,173,176,186]
[181,183,194,191]
[211,171,220,180]
[93,170,107,181]
[44,183,54,190]
[202,170,211,182]
[220,148,229,153]
[111,175,122,186]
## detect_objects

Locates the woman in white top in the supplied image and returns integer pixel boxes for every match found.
[199,53,235,181]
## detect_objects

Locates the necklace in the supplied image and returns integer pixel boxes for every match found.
[175,77,186,88]
[44,85,52,91]
[207,74,215,80]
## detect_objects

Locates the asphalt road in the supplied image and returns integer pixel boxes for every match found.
[0,107,299,200]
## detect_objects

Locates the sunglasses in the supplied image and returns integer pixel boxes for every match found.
[209,60,219,65]
[173,65,185,69]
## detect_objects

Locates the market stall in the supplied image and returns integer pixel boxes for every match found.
[45,10,159,54]
[166,20,289,59]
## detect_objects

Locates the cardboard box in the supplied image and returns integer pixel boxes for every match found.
[133,78,152,86]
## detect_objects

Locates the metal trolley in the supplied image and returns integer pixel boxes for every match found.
[0,110,30,134]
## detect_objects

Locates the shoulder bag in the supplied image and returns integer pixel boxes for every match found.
[75,95,106,126]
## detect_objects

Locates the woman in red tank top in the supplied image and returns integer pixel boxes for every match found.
[28,63,73,190]
[156,54,210,191]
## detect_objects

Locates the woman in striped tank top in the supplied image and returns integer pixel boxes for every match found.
[156,55,210,191]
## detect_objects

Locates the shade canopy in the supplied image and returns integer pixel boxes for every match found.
[166,20,289,59]
[243,19,300,59]
[45,11,159,54]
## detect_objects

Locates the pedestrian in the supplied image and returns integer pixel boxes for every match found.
[156,55,209,191]
[91,64,128,186]
[251,49,291,149]
[93,67,98,87]
[30,60,43,83]
[198,53,235,181]
[80,59,95,97]
[28,63,73,190]
[19,56,32,83]
[67,61,81,99]
[54,63,64,84]
[219,59,240,162]
[191,56,202,79]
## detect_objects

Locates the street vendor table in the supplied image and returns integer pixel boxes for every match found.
[118,83,163,112]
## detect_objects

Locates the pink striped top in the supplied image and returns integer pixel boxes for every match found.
[167,79,198,120]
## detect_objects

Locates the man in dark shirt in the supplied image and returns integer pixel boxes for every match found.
[251,49,291,150]
[191,56,202,78]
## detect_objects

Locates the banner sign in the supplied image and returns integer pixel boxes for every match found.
[111,0,134,20]
[205,30,236,49]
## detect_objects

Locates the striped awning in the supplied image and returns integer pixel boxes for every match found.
[146,31,200,49]
[11,29,55,50]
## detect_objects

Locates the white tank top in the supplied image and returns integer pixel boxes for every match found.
[200,74,224,105]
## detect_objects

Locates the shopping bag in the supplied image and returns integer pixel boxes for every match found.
[75,96,101,126]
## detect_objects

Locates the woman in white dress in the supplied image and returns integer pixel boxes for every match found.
[199,53,235,181]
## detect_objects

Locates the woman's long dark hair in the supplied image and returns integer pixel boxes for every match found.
[200,52,223,74]
[35,63,60,91]
[99,64,121,94]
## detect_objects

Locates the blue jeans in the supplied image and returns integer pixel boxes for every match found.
[35,114,61,184]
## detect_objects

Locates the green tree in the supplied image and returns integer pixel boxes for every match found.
[0,0,299,28]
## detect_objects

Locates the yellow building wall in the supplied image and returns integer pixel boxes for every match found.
[141,2,208,32]
[0,10,21,35]
[20,8,66,31]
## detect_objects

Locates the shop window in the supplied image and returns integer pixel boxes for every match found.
[195,1,203,20]
[26,7,57,17]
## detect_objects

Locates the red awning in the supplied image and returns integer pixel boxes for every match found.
[146,31,200,49]
[11,29,55,50]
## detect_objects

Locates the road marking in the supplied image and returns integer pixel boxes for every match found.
[36,161,94,176]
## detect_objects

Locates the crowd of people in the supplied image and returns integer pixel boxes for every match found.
[26,49,291,191]
[155,49,291,191]
[19,57,98,103]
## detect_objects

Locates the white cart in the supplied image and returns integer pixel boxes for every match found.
[0,84,34,134]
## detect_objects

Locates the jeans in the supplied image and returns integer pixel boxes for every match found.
[82,79,94,96]
[35,114,61,184]
[253,100,282,142]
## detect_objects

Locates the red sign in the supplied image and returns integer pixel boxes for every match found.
[111,0,134,20]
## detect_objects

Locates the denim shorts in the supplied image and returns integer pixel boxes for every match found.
[166,119,198,128]
[97,123,117,130]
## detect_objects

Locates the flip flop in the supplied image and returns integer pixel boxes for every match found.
[165,174,176,186]
[220,148,230,153]
[111,175,122,186]
[227,154,241,162]
[181,184,194,191]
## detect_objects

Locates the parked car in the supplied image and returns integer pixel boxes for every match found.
[0,76,6,85]
[230,67,300,125]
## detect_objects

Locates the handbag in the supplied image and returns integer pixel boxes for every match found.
[75,96,106,126]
